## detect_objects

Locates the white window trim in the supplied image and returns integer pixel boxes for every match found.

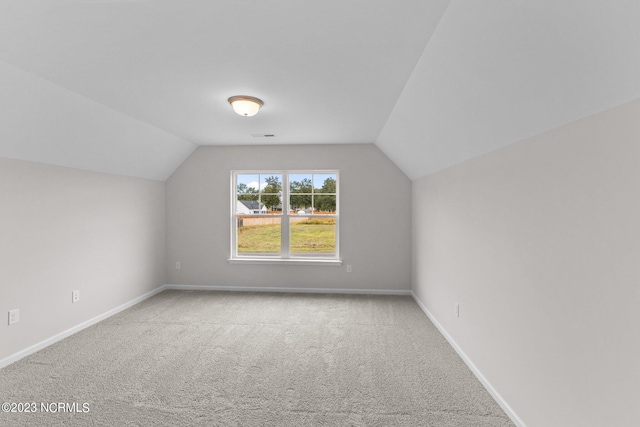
[229,170,340,264]
[228,258,343,266]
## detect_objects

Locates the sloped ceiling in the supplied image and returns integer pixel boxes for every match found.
[1,0,639,181]
[377,0,640,180]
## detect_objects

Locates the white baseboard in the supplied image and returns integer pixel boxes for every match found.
[0,286,166,370]
[410,291,526,427]
[165,284,412,296]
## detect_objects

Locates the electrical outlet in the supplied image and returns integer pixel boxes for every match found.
[72,290,80,303]
[175,261,181,270]
[8,309,19,325]
[454,302,460,318]
[346,265,352,273]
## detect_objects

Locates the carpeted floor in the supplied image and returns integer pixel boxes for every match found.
[0,290,514,426]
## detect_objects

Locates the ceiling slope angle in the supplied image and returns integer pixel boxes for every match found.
[0,0,451,176]
[0,61,196,181]
[377,0,640,180]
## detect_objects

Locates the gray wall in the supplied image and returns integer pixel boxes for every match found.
[166,144,411,291]
[412,99,640,426]
[0,158,166,361]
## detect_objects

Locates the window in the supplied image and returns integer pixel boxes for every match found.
[231,171,339,263]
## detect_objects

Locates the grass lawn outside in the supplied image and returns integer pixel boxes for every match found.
[238,218,335,254]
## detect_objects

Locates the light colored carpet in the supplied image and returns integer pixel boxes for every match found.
[0,290,513,426]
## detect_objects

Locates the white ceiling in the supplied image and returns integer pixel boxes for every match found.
[1,0,639,180]
[378,0,640,179]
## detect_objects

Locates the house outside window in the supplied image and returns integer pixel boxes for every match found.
[231,171,339,262]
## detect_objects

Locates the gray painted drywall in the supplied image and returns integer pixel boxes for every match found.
[412,99,640,426]
[166,144,411,291]
[0,158,166,361]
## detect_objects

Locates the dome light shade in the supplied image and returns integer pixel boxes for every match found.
[228,95,264,117]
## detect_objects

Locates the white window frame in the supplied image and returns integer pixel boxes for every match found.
[229,170,341,265]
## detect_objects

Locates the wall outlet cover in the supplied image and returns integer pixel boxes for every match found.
[9,309,19,325]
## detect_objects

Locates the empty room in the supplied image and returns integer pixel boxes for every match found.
[1,1,638,426]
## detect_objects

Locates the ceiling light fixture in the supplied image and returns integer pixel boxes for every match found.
[228,95,264,117]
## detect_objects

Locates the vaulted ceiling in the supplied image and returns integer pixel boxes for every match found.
[1,0,639,181]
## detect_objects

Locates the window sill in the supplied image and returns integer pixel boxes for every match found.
[228,258,343,266]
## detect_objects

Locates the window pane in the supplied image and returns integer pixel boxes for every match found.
[259,174,282,213]
[237,174,260,199]
[236,199,262,215]
[260,174,282,193]
[237,216,281,255]
[313,174,337,192]
[290,194,312,213]
[290,217,336,256]
[258,194,282,215]
[313,194,336,214]
[290,174,313,193]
